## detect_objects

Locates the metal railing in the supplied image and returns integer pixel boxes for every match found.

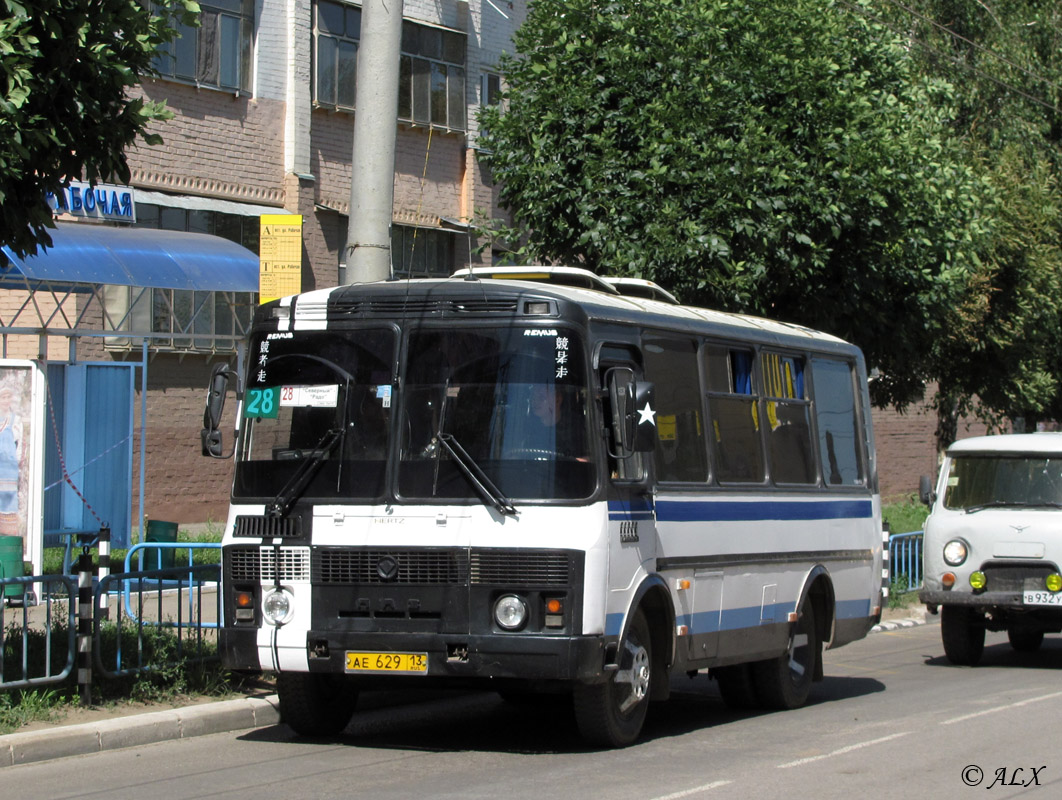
[889,530,924,592]
[2,543,221,692]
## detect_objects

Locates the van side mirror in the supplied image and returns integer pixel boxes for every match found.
[919,474,935,506]
[201,363,233,458]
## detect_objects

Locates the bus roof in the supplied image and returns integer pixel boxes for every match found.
[946,433,1062,456]
[280,276,856,355]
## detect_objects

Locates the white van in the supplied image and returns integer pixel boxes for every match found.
[920,433,1062,665]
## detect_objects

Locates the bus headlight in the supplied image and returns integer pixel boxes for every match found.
[263,589,294,626]
[494,594,529,631]
[943,539,968,567]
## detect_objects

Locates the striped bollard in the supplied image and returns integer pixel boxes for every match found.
[97,526,110,619]
[77,548,95,706]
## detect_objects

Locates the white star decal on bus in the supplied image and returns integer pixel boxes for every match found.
[637,401,656,426]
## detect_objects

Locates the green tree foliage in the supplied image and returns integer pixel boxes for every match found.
[0,0,198,264]
[870,1,1062,441]
[480,0,992,408]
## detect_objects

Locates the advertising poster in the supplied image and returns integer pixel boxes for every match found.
[0,360,46,579]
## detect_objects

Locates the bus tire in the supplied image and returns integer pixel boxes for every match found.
[752,601,817,710]
[277,672,358,736]
[940,605,985,665]
[1007,627,1044,652]
[573,609,652,747]
[714,663,761,710]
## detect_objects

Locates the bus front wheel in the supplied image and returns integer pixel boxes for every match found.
[752,601,818,710]
[277,672,358,736]
[940,605,985,665]
[574,609,652,747]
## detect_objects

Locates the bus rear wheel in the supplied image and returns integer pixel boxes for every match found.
[277,672,358,736]
[574,609,652,747]
[940,605,985,666]
[752,601,818,710]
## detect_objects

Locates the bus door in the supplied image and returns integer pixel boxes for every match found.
[600,358,658,611]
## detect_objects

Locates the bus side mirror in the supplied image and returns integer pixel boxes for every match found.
[628,381,657,453]
[201,363,233,458]
[919,474,935,506]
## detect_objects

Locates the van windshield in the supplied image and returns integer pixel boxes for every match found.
[943,455,1062,511]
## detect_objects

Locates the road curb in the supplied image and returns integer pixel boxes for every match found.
[0,694,281,769]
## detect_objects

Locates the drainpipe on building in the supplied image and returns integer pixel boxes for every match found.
[346,0,404,284]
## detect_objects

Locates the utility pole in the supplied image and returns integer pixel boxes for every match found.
[345,0,404,284]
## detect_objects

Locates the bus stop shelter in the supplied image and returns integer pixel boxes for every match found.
[0,222,256,573]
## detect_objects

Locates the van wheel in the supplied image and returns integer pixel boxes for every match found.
[277,672,358,736]
[752,601,818,710]
[574,609,652,747]
[1008,627,1044,652]
[941,605,985,665]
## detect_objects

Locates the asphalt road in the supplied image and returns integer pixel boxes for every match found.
[2,616,1060,798]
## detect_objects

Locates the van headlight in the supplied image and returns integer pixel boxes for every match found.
[943,539,969,567]
[263,589,294,625]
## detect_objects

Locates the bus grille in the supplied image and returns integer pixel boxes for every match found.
[315,549,467,585]
[233,515,302,538]
[470,551,571,585]
[226,546,311,582]
[311,548,573,586]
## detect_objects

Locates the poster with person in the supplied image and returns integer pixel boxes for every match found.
[0,360,45,580]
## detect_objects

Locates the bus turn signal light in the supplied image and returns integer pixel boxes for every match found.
[942,572,956,588]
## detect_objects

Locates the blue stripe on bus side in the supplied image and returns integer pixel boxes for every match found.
[655,498,874,522]
[608,498,874,523]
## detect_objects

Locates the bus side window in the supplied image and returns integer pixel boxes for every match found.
[761,351,816,485]
[644,336,707,483]
[809,357,866,486]
[704,344,765,483]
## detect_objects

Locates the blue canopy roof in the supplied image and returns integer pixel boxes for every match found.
[0,222,260,292]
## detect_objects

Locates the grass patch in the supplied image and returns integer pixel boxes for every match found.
[883,497,929,535]
[32,525,222,577]
[1,617,255,735]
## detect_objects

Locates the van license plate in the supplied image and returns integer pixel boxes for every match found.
[345,651,428,674]
[1023,591,1062,606]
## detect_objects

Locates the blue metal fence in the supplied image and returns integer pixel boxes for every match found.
[1,543,220,692]
[889,530,924,591]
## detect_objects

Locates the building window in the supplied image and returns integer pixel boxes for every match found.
[482,72,502,106]
[315,0,361,109]
[152,0,254,93]
[399,21,466,130]
[392,225,455,278]
[103,204,259,352]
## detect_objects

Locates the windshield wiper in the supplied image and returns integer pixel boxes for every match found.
[267,427,344,518]
[437,432,516,516]
[964,500,1048,513]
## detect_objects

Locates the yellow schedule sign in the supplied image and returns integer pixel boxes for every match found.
[259,214,303,303]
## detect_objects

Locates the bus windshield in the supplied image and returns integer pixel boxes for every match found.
[943,455,1062,511]
[397,327,594,502]
[233,325,595,505]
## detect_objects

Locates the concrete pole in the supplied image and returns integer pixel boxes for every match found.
[345,0,404,284]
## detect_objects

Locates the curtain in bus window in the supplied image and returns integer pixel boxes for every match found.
[762,352,815,484]
[810,357,864,486]
[644,336,707,482]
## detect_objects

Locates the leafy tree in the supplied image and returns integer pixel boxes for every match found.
[0,0,198,265]
[870,0,1062,442]
[480,0,992,408]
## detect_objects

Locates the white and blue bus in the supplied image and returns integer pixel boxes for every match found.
[203,271,884,747]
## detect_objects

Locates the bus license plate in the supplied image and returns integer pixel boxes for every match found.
[1023,591,1062,606]
[345,651,428,674]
